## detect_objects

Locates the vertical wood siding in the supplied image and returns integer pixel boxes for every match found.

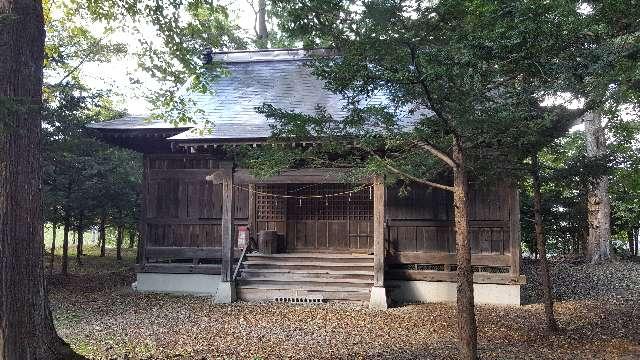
[143,155,248,250]
[140,155,519,272]
[386,182,516,267]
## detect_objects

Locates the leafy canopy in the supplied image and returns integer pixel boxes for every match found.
[244,0,589,187]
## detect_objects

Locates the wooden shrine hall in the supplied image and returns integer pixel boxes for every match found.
[89,48,525,308]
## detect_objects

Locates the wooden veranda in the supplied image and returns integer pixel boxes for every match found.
[136,154,523,304]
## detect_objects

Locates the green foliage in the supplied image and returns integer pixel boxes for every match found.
[520,134,592,255]
[43,0,127,87]
[520,112,640,256]
[42,4,142,233]
[42,82,142,232]
[609,116,640,240]
[73,0,248,125]
[575,1,640,110]
[246,0,589,188]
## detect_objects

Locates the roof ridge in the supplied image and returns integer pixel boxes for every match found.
[204,48,338,63]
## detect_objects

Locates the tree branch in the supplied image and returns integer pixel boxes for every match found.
[406,42,459,138]
[383,160,455,192]
[54,38,104,86]
[413,140,457,169]
[244,0,259,37]
[358,144,455,192]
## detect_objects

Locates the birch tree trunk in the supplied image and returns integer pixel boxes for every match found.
[0,0,82,357]
[532,153,559,332]
[99,215,106,257]
[452,139,478,360]
[585,111,611,262]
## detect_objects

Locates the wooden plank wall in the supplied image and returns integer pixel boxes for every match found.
[386,182,515,270]
[142,155,248,254]
[139,154,519,273]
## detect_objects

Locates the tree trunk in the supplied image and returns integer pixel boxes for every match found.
[452,139,478,360]
[99,215,106,257]
[636,228,639,256]
[585,111,611,262]
[532,153,559,332]
[256,0,268,47]
[629,230,636,256]
[116,225,124,260]
[128,229,136,249]
[76,214,83,264]
[49,223,57,275]
[62,218,70,275]
[0,1,82,357]
[578,227,588,256]
[136,224,144,264]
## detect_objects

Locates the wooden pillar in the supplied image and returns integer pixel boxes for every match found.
[370,175,388,309]
[221,162,234,282]
[248,183,257,244]
[509,186,521,279]
[138,154,150,265]
[373,175,386,286]
[282,184,288,252]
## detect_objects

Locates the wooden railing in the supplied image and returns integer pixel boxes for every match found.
[138,246,243,275]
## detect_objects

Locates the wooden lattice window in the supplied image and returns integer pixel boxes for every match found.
[256,184,286,221]
[347,186,372,221]
[287,184,317,221]
[285,184,373,221]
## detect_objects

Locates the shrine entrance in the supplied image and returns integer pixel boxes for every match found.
[254,184,374,253]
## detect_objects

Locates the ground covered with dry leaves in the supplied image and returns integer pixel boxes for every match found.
[48,249,640,359]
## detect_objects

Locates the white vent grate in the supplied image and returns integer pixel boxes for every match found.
[273,295,325,304]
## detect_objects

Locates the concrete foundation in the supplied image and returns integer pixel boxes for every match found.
[133,274,520,306]
[388,281,521,306]
[214,281,237,304]
[369,286,388,310]
[134,273,221,296]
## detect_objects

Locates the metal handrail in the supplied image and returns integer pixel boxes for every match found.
[232,245,249,281]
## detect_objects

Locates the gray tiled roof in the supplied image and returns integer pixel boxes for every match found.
[89,48,416,142]
[88,116,177,130]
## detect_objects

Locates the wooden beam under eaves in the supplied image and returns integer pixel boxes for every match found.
[172,139,320,151]
[204,168,370,184]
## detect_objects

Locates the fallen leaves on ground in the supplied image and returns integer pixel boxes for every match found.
[49,250,640,359]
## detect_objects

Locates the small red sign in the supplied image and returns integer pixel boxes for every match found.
[237,226,249,249]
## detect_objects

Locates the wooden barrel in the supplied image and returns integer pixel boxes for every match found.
[258,230,279,254]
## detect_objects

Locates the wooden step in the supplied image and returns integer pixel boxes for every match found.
[245,252,373,259]
[239,276,372,286]
[241,269,373,281]
[242,263,373,272]
[240,268,374,276]
[237,281,371,293]
[237,252,374,303]
[138,263,221,274]
[242,261,373,269]
[237,287,370,302]
[245,253,373,264]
